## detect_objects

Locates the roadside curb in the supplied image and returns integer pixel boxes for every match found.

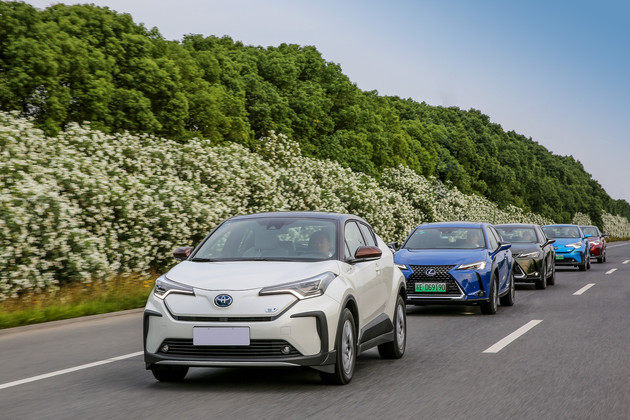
[0,308,144,337]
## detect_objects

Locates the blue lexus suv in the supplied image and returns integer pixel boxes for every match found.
[392,222,514,315]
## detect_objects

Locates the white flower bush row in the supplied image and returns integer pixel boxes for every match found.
[572,212,592,226]
[601,212,630,238]
[1,112,629,299]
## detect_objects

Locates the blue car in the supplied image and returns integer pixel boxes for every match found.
[393,222,514,315]
[541,224,591,271]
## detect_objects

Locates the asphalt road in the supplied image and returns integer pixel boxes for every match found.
[2,242,630,419]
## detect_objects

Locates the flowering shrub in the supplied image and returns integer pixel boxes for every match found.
[2,112,629,299]
[602,212,630,238]
[572,212,592,226]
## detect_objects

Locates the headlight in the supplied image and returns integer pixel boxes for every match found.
[259,272,336,299]
[154,275,195,299]
[566,242,582,249]
[518,251,541,258]
[395,263,409,270]
[590,240,601,246]
[457,261,487,270]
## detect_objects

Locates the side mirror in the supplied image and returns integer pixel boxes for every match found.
[498,241,512,251]
[353,245,382,261]
[173,246,192,261]
[544,238,556,246]
[584,234,592,238]
[603,233,609,238]
[387,242,399,252]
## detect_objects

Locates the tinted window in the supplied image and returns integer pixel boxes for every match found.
[345,221,367,258]
[193,217,337,261]
[582,226,599,236]
[403,227,485,249]
[358,223,377,247]
[535,226,546,243]
[495,226,538,243]
[542,226,581,238]
[487,227,499,250]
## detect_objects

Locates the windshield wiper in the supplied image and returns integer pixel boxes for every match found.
[191,258,217,262]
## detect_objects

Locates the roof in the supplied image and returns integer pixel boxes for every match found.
[494,223,540,228]
[417,221,487,229]
[228,211,368,224]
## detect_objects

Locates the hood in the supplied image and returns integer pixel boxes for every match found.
[165,260,341,291]
[550,237,583,247]
[509,243,541,255]
[394,248,489,267]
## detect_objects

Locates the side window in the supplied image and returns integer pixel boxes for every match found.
[358,223,377,247]
[344,221,367,259]
[535,226,546,244]
[487,227,499,250]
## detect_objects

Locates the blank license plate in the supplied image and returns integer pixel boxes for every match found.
[415,283,447,293]
[193,327,250,346]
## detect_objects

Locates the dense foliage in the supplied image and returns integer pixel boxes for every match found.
[0,112,579,299]
[1,1,628,226]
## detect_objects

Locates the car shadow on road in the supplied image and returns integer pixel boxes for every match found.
[404,305,481,317]
[145,363,378,390]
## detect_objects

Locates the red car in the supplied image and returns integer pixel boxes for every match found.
[580,225,608,263]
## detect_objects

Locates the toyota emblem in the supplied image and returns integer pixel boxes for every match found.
[214,294,233,307]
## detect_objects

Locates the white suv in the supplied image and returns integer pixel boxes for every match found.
[144,212,407,384]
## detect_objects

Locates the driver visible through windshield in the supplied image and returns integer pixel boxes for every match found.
[192,217,337,261]
[403,227,486,250]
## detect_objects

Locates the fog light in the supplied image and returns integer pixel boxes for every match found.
[161,344,169,353]
[281,345,291,355]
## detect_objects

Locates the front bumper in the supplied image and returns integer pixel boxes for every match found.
[512,257,543,282]
[143,292,340,370]
[554,249,585,266]
[589,244,604,257]
[401,265,491,305]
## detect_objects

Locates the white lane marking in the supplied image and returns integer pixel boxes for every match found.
[608,243,630,248]
[574,283,596,295]
[483,320,543,354]
[606,268,618,274]
[623,260,630,264]
[0,351,143,391]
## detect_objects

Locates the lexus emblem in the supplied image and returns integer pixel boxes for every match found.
[425,268,437,277]
[214,294,233,307]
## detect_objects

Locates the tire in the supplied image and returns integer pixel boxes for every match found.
[586,252,591,270]
[500,271,515,306]
[150,365,189,382]
[535,262,547,290]
[480,275,498,315]
[578,253,587,271]
[603,250,607,263]
[547,261,556,286]
[378,295,406,359]
[320,308,356,385]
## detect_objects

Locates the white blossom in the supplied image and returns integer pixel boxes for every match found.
[1,112,628,300]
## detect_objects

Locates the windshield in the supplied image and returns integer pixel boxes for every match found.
[496,226,537,243]
[403,227,485,249]
[192,217,337,261]
[581,226,599,236]
[542,226,581,239]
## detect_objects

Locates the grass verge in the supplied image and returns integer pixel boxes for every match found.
[0,274,155,329]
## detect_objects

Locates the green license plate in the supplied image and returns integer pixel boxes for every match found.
[415,283,447,293]
[555,255,564,260]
